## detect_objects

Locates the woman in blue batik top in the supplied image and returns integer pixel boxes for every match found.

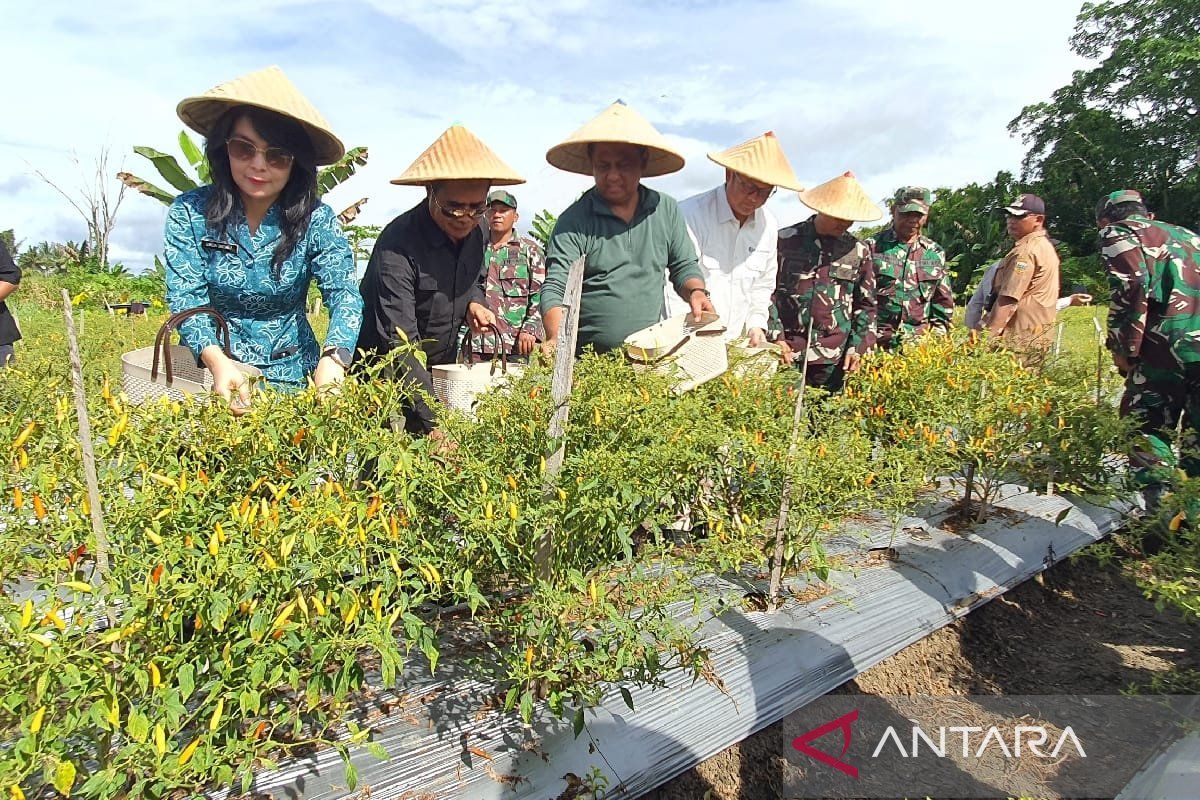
[165,66,363,412]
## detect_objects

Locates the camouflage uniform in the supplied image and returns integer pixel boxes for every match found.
[1101,202,1200,482]
[773,216,876,391]
[466,236,546,362]
[867,228,953,349]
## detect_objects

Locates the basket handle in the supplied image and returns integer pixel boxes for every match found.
[462,325,512,375]
[152,306,234,385]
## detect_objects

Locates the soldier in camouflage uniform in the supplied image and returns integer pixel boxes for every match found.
[773,172,881,392]
[466,189,546,363]
[866,187,954,349]
[1098,189,1200,487]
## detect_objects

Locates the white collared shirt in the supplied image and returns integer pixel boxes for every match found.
[664,185,778,340]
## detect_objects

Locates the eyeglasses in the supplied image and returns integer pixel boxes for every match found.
[431,195,489,219]
[732,172,776,200]
[225,137,295,170]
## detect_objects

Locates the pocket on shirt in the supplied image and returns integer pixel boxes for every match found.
[416,273,440,291]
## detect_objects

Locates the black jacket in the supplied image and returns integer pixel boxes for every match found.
[356,200,485,432]
[0,240,21,346]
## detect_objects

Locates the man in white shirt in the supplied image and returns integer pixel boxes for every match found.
[964,260,1092,329]
[665,131,804,343]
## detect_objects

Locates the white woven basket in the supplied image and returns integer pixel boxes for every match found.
[729,338,781,380]
[432,360,524,416]
[624,312,728,393]
[120,307,261,404]
[121,344,261,403]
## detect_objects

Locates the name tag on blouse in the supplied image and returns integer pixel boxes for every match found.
[201,239,237,254]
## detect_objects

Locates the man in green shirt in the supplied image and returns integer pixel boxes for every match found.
[541,101,711,353]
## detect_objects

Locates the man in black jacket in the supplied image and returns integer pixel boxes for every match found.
[356,124,523,437]
[0,239,21,367]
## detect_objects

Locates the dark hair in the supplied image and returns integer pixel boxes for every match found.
[204,105,319,275]
[1100,200,1150,224]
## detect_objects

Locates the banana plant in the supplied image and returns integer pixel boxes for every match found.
[530,209,558,248]
[118,132,370,222]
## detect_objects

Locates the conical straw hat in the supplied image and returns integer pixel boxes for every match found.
[708,131,803,192]
[797,171,883,222]
[546,101,685,178]
[391,124,524,186]
[177,66,345,165]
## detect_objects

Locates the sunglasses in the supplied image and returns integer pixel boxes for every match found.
[225,137,295,170]
[431,195,489,219]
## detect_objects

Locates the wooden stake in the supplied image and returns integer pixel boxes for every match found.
[536,256,586,582]
[61,290,109,578]
[768,319,813,612]
[1093,316,1105,406]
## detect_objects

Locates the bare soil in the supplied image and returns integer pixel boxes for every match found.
[644,556,1199,800]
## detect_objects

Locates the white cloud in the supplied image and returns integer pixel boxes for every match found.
[0,0,1092,257]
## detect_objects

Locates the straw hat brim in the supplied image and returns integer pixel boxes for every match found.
[177,96,346,166]
[389,124,525,186]
[546,101,686,178]
[547,141,685,178]
[177,67,345,166]
[797,176,883,222]
[706,132,804,192]
[707,152,804,192]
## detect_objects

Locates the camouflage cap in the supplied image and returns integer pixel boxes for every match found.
[487,189,518,209]
[892,186,931,214]
[1100,189,1143,211]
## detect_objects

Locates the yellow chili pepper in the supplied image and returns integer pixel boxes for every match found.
[178,737,200,766]
[11,421,35,450]
[29,706,45,734]
[209,698,224,732]
[153,724,166,756]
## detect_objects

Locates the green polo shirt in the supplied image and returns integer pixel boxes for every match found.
[541,185,701,353]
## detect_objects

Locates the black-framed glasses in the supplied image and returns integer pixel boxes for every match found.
[225,137,295,170]
[732,172,776,200]
[431,195,489,219]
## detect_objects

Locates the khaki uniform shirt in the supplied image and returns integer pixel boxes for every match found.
[988,229,1060,348]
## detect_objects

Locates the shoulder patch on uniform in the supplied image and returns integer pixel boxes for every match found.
[1014,260,1031,272]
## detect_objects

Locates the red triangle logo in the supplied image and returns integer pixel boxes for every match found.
[792,708,859,778]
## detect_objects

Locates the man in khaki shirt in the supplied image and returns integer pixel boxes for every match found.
[984,193,1061,349]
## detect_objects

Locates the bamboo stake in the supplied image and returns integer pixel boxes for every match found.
[1093,317,1104,406]
[536,256,585,582]
[768,319,813,612]
[61,290,109,578]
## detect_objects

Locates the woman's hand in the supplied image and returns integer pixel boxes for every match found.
[200,346,251,415]
[313,356,345,391]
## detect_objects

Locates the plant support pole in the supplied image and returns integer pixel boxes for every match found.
[61,289,109,578]
[768,318,813,611]
[536,256,585,581]
[1092,316,1104,406]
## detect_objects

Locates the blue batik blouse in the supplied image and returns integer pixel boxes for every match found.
[163,186,363,389]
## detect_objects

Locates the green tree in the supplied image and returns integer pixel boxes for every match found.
[924,172,1021,297]
[1011,0,1200,241]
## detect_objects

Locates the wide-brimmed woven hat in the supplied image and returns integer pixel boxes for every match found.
[391,124,524,186]
[708,131,803,191]
[176,66,345,165]
[798,171,883,222]
[546,101,685,178]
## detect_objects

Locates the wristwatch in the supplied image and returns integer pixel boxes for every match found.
[689,287,711,298]
[321,346,353,369]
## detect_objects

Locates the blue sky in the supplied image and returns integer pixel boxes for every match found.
[0,0,1090,270]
